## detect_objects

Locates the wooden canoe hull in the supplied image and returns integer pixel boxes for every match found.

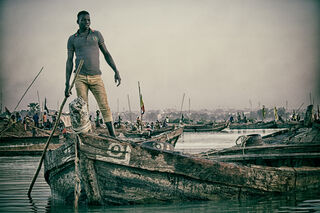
[123,126,175,138]
[183,123,226,132]
[44,133,320,205]
[229,122,277,129]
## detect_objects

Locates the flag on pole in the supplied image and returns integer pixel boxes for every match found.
[138,82,145,115]
[274,107,278,121]
[44,98,49,113]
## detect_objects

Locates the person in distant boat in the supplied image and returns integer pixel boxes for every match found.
[136,116,142,130]
[65,10,121,137]
[43,112,48,128]
[23,116,27,131]
[33,113,39,128]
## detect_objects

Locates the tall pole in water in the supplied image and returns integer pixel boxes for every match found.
[14,67,44,112]
[37,90,41,111]
[138,82,145,130]
[0,88,2,114]
[180,93,185,121]
[285,100,288,120]
[37,90,42,127]
[127,94,132,123]
[188,98,190,114]
[28,60,83,197]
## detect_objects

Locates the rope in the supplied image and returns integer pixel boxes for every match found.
[235,135,249,155]
[72,120,91,134]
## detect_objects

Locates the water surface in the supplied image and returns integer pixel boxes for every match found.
[0,130,319,212]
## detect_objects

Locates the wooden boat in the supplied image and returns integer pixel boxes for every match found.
[44,132,320,205]
[197,143,320,167]
[44,98,320,205]
[183,123,227,132]
[197,125,320,167]
[229,121,277,129]
[0,127,183,156]
[0,121,60,147]
[136,126,183,150]
[0,143,62,156]
[0,135,60,147]
[123,126,175,138]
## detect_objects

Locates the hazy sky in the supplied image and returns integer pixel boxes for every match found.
[0,0,319,113]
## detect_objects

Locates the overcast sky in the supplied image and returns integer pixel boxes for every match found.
[0,0,319,113]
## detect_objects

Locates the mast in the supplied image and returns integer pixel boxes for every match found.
[127,94,132,123]
[0,88,2,114]
[180,93,185,121]
[37,90,41,112]
[37,90,42,126]
[13,67,44,112]
[138,81,145,130]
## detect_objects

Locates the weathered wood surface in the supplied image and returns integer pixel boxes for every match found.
[44,135,77,202]
[138,127,183,148]
[199,152,320,167]
[123,126,174,138]
[183,123,227,132]
[200,143,320,156]
[229,121,277,129]
[0,143,62,156]
[44,133,320,205]
[0,135,60,147]
[78,133,320,205]
[197,139,320,167]
[263,126,320,144]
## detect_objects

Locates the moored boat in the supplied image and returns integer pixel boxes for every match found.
[229,121,277,129]
[183,123,227,132]
[43,99,320,205]
[122,126,175,138]
[44,132,320,205]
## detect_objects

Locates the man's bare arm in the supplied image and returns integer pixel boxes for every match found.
[99,43,121,86]
[65,50,74,97]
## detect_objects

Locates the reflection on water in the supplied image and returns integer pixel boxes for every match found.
[0,130,319,212]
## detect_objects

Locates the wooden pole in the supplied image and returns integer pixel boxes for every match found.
[180,93,185,121]
[14,67,44,112]
[127,94,132,123]
[37,90,42,127]
[309,92,312,105]
[138,82,143,130]
[27,60,84,197]
[0,88,2,114]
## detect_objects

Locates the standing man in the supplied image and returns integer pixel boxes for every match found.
[65,10,121,137]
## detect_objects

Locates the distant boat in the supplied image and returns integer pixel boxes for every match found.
[229,121,277,129]
[122,126,175,138]
[183,122,227,132]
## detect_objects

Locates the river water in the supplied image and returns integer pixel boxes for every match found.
[0,129,319,212]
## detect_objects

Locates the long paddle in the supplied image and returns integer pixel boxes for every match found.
[28,60,84,197]
[0,67,44,136]
[14,67,44,112]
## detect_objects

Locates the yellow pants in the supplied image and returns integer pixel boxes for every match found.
[75,74,113,122]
